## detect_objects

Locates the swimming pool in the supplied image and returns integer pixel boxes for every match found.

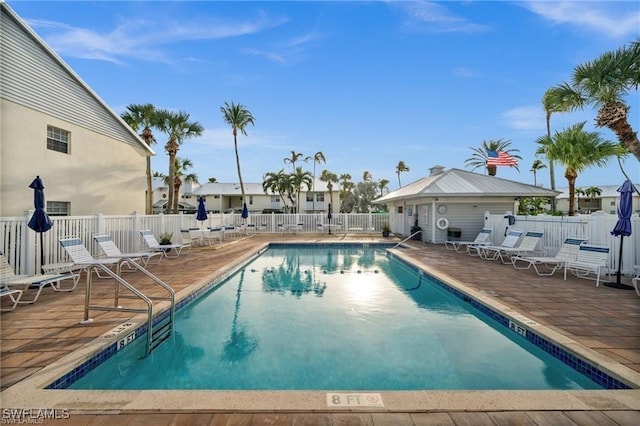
[65,244,607,391]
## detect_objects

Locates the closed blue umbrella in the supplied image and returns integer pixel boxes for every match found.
[27,176,53,274]
[196,196,208,224]
[327,203,333,234]
[241,203,248,220]
[606,180,634,289]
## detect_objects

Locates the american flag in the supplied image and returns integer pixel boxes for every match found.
[487,150,518,166]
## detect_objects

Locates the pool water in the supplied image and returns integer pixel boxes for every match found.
[70,245,602,390]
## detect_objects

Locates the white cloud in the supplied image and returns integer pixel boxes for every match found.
[503,106,545,131]
[391,1,491,33]
[522,1,640,38]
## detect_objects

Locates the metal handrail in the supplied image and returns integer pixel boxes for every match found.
[392,230,423,249]
[82,260,175,355]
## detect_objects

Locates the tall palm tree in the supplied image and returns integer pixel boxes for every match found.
[535,122,625,216]
[362,170,373,182]
[549,38,640,161]
[339,173,354,213]
[120,103,159,215]
[156,109,203,213]
[464,138,521,176]
[395,160,409,188]
[262,169,293,213]
[310,151,326,212]
[283,150,305,172]
[291,167,313,213]
[378,178,390,196]
[220,101,255,203]
[530,159,547,187]
[166,157,198,212]
[208,177,218,183]
[320,169,339,210]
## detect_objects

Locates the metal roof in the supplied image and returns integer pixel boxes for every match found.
[555,184,640,199]
[374,168,559,203]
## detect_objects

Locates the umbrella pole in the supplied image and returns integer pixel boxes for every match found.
[616,236,624,285]
[40,232,45,274]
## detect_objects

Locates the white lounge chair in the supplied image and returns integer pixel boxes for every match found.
[0,250,80,305]
[59,237,124,276]
[512,237,588,275]
[93,234,163,268]
[1,285,23,312]
[140,229,191,257]
[480,230,543,264]
[632,266,640,296]
[473,229,523,260]
[445,228,492,253]
[564,244,611,287]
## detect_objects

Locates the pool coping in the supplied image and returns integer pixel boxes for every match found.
[1,242,640,413]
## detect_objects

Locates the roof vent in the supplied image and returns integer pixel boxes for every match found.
[429,165,445,176]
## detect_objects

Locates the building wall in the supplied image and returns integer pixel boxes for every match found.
[1,100,147,216]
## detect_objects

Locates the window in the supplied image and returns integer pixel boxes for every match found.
[249,195,254,205]
[397,206,403,214]
[316,193,324,202]
[306,193,314,202]
[47,126,70,154]
[271,196,280,203]
[47,201,70,216]
[611,201,616,206]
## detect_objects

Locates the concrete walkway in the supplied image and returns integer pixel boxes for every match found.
[1,234,639,425]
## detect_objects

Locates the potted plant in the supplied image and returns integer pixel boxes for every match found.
[159,232,173,245]
[381,222,391,238]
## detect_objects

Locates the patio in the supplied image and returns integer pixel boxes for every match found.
[1,233,639,425]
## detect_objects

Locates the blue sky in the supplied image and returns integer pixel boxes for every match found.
[9,0,640,190]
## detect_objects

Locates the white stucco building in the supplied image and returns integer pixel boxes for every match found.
[0,2,153,217]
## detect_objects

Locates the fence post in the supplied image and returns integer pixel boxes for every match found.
[131,211,140,251]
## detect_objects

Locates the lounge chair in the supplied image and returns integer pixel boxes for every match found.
[512,237,588,275]
[93,234,163,268]
[1,285,23,312]
[481,230,544,264]
[445,228,492,253]
[0,251,80,305]
[473,229,523,260]
[140,229,191,257]
[632,267,640,297]
[204,227,224,244]
[59,237,124,276]
[564,244,611,287]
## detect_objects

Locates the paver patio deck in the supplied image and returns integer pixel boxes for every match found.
[1,233,639,425]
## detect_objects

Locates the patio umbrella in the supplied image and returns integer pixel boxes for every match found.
[27,176,53,274]
[196,196,208,227]
[605,180,634,290]
[327,203,333,234]
[241,202,249,224]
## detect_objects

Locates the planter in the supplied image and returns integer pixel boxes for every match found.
[382,231,390,238]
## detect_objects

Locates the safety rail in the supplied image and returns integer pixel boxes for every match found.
[392,230,423,249]
[81,261,175,356]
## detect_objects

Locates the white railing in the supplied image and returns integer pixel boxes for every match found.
[1,212,389,275]
[485,213,639,275]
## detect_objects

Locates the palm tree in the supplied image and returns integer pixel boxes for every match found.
[378,178,390,196]
[395,161,409,188]
[291,167,313,213]
[338,173,354,213]
[549,38,640,161]
[310,151,326,212]
[362,170,373,182]
[464,139,521,176]
[283,151,305,172]
[220,101,255,203]
[167,157,198,212]
[530,159,547,187]
[320,169,339,210]
[583,186,603,212]
[208,177,218,183]
[156,109,203,213]
[120,103,159,214]
[535,122,625,215]
[262,169,293,213]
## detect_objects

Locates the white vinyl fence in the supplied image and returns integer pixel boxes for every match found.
[0,212,388,275]
[485,213,640,276]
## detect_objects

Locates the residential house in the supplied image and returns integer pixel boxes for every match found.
[0,2,153,217]
[556,184,640,215]
[373,166,559,244]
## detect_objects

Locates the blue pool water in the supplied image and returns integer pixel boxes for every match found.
[69,245,602,390]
